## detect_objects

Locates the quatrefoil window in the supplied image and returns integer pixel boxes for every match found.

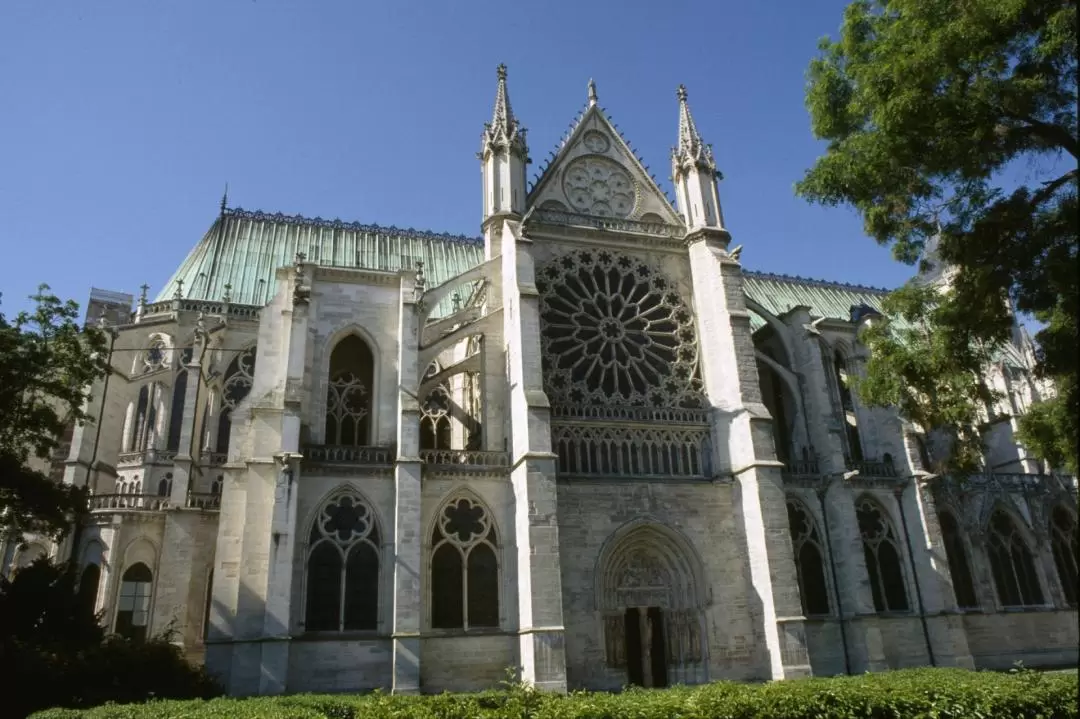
[537,250,704,409]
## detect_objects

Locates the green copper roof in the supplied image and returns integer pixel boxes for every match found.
[742,271,892,331]
[743,270,1027,369]
[156,208,484,310]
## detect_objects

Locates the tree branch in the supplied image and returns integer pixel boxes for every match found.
[1004,112,1080,159]
[1030,169,1079,207]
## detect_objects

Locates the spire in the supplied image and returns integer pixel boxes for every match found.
[481,63,528,159]
[587,78,598,107]
[220,183,229,213]
[672,84,716,174]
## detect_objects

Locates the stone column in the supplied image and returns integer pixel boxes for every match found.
[686,229,810,680]
[391,272,423,694]
[500,219,567,691]
[256,279,311,694]
[908,481,975,668]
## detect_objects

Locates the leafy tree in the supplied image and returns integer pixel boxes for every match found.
[0,286,110,537]
[797,0,1077,473]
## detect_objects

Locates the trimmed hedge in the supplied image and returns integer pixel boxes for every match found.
[28,667,1079,719]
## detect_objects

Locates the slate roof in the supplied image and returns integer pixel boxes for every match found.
[156,208,484,309]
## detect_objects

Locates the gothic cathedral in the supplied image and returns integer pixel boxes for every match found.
[6,67,1077,694]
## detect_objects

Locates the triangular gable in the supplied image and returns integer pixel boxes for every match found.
[527,105,682,225]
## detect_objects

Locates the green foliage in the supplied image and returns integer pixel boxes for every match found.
[798,0,1078,473]
[26,668,1080,719]
[2,559,221,718]
[857,283,1002,473]
[0,285,111,537]
[0,558,104,650]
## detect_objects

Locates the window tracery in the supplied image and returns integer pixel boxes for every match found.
[856,498,909,612]
[325,335,374,446]
[786,499,830,616]
[216,347,256,455]
[420,362,453,450]
[938,511,978,609]
[304,490,380,631]
[987,509,1044,607]
[141,338,167,374]
[1050,506,1078,606]
[430,496,499,630]
[537,250,704,411]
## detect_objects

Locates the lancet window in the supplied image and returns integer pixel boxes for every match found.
[157,472,173,498]
[304,489,381,632]
[129,383,162,452]
[77,563,101,616]
[420,362,452,451]
[937,511,978,609]
[1050,506,1078,606]
[165,348,192,452]
[115,563,153,642]
[829,349,864,463]
[216,347,256,456]
[987,509,1044,607]
[856,497,909,612]
[430,496,499,630]
[325,335,374,446]
[786,499,830,616]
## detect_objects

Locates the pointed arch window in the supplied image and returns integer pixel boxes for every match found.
[420,363,453,451]
[986,509,1044,607]
[786,499,830,616]
[1050,507,1078,606]
[431,497,499,630]
[856,498,909,612]
[827,348,863,462]
[165,348,192,452]
[131,383,163,452]
[938,511,978,609]
[325,336,374,446]
[304,490,380,632]
[157,473,173,498]
[217,347,256,456]
[115,563,153,642]
[77,563,101,616]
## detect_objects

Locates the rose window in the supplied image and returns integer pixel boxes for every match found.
[562,156,636,218]
[537,250,703,408]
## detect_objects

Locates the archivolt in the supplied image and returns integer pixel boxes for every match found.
[594,520,708,611]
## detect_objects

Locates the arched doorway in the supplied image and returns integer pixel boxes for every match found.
[595,521,708,687]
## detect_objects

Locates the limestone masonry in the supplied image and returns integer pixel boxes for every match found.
[6,67,1076,694]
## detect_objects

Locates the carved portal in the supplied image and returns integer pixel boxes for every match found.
[596,523,708,687]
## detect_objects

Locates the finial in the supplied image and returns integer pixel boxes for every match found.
[173,279,184,300]
[220,183,228,213]
[672,83,716,174]
[482,63,527,159]
[294,251,306,265]
[587,78,598,106]
[452,292,462,312]
[222,283,232,303]
[138,283,150,307]
[415,260,426,287]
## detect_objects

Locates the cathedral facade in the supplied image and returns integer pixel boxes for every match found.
[6,67,1077,694]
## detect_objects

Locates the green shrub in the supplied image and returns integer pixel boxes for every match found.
[27,667,1079,719]
[9,635,222,718]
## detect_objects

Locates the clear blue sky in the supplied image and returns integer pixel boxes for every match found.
[1,0,918,316]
